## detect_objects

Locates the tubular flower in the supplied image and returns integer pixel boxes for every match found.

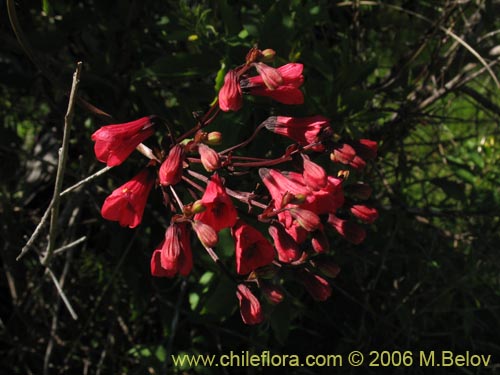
[350,139,378,161]
[242,63,304,104]
[194,174,237,232]
[219,70,243,112]
[263,115,330,151]
[328,215,366,244]
[236,284,264,325]
[350,205,379,224]
[297,269,332,301]
[159,144,185,186]
[233,220,275,275]
[268,223,302,263]
[151,223,192,278]
[101,168,155,228]
[91,116,155,167]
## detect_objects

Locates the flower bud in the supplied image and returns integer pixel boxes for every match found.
[192,220,218,248]
[191,200,206,214]
[206,131,222,145]
[254,62,283,90]
[290,208,321,232]
[198,143,220,172]
[159,144,185,186]
[259,48,276,62]
[219,70,242,112]
[350,205,379,224]
[261,283,285,304]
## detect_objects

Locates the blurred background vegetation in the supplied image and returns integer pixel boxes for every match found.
[1,0,499,374]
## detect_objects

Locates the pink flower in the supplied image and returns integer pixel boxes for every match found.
[101,168,155,228]
[219,71,242,112]
[233,220,275,275]
[264,115,330,151]
[194,174,237,232]
[151,223,192,277]
[91,116,155,166]
[236,284,264,325]
[242,63,304,104]
[159,145,185,186]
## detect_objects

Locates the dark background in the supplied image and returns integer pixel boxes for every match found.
[1,0,499,374]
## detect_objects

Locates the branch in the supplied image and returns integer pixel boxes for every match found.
[42,62,82,266]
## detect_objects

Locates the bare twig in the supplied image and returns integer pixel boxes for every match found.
[17,200,54,261]
[46,267,78,320]
[43,252,74,375]
[53,236,87,255]
[60,166,113,196]
[42,62,82,266]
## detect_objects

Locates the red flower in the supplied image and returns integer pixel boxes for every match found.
[159,144,185,186]
[350,205,379,223]
[233,220,275,275]
[264,115,330,151]
[236,284,264,325]
[151,223,192,278]
[101,168,155,228]
[242,63,304,104]
[297,269,332,301]
[302,154,327,191]
[91,116,155,167]
[351,139,378,160]
[219,70,243,112]
[194,174,237,232]
[328,215,366,244]
[253,62,283,89]
[268,223,302,263]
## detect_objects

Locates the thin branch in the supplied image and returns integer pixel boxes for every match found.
[43,252,74,375]
[46,268,78,320]
[53,236,87,255]
[60,166,113,196]
[42,62,82,266]
[17,199,54,261]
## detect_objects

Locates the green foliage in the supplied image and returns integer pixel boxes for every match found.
[1,1,500,374]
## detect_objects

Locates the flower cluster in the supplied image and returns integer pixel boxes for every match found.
[90,47,378,325]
